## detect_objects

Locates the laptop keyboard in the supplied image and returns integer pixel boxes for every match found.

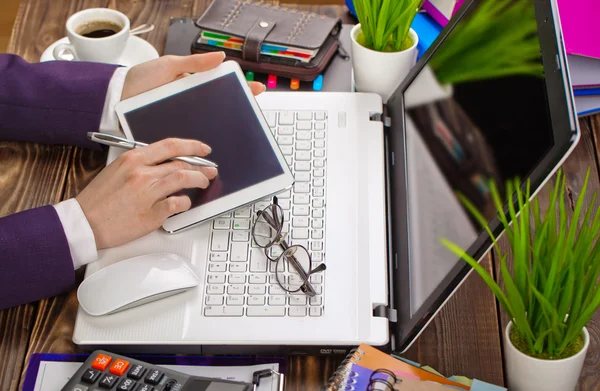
[203,110,327,317]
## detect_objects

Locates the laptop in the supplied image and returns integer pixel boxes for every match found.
[73,0,579,355]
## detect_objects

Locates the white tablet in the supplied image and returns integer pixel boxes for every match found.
[115,61,293,233]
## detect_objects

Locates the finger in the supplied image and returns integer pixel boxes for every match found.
[152,160,218,180]
[174,72,192,81]
[154,195,192,220]
[152,169,210,199]
[140,138,212,166]
[170,52,226,76]
[122,53,226,100]
[248,82,266,96]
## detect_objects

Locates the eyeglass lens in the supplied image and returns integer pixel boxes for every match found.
[252,204,284,248]
[275,245,313,292]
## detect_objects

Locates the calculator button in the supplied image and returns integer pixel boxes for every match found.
[99,374,119,388]
[127,364,146,380]
[162,380,178,391]
[92,354,113,371]
[110,359,130,376]
[145,369,164,385]
[116,378,137,390]
[136,385,154,391]
[82,368,101,384]
[72,385,89,391]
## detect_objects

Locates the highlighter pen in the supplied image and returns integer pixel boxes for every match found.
[87,132,218,168]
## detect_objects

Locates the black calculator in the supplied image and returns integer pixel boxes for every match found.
[62,350,252,391]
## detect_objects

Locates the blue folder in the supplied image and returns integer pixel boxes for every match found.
[23,352,286,391]
[411,12,443,59]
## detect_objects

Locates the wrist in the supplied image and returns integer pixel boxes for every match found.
[100,66,131,134]
[75,194,109,251]
[53,198,99,269]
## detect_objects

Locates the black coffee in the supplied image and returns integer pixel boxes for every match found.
[76,21,122,38]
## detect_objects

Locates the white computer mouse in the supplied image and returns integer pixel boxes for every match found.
[77,253,200,316]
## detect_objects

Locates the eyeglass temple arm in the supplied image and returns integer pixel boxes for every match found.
[280,241,317,296]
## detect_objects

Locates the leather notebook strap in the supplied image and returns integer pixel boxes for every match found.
[243,18,276,62]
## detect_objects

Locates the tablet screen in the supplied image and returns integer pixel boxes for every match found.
[123,72,284,209]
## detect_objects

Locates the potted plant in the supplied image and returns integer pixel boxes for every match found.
[442,169,600,391]
[350,0,423,102]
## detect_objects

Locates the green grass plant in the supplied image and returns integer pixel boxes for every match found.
[353,0,424,52]
[442,169,600,359]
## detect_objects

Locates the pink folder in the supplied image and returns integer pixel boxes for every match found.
[422,0,464,27]
[557,0,600,60]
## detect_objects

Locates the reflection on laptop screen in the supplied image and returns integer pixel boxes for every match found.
[402,0,553,316]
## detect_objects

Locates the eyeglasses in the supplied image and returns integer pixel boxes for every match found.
[251,197,326,297]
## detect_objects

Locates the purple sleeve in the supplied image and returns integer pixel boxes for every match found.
[0,206,75,311]
[0,54,121,309]
[0,54,119,149]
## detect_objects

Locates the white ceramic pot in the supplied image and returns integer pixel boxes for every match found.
[504,321,589,391]
[350,24,418,102]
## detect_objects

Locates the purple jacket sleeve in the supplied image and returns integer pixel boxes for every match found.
[0,206,76,311]
[0,53,119,149]
[0,54,119,310]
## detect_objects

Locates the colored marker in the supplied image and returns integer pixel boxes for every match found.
[290,78,300,90]
[245,71,254,82]
[267,74,277,89]
[312,74,323,91]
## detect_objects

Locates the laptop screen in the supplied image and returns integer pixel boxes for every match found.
[386,0,577,347]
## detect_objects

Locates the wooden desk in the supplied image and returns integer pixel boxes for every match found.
[1,1,599,390]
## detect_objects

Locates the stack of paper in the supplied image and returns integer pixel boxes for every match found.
[569,54,600,117]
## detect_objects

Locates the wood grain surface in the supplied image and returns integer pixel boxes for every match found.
[403,254,504,385]
[0,1,598,390]
[0,0,19,52]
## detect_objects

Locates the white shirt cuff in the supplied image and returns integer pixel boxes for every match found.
[53,199,98,269]
[99,67,130,134]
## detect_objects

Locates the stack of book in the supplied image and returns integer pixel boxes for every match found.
[558,0,600,116]
[324,343,506,390]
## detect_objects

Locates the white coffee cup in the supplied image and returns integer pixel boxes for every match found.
[53,8,130,63]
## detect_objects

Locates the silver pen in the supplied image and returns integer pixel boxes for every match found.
[87,132,218,168]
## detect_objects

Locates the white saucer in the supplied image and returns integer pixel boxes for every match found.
[40,35,159,66]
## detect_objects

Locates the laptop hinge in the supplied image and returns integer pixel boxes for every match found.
[370,113,392,127]
[370,104,392,127]
[373,305,397,322]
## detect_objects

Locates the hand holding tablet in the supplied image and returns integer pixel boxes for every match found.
[76,54,289,250]
[115,60,293,233]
